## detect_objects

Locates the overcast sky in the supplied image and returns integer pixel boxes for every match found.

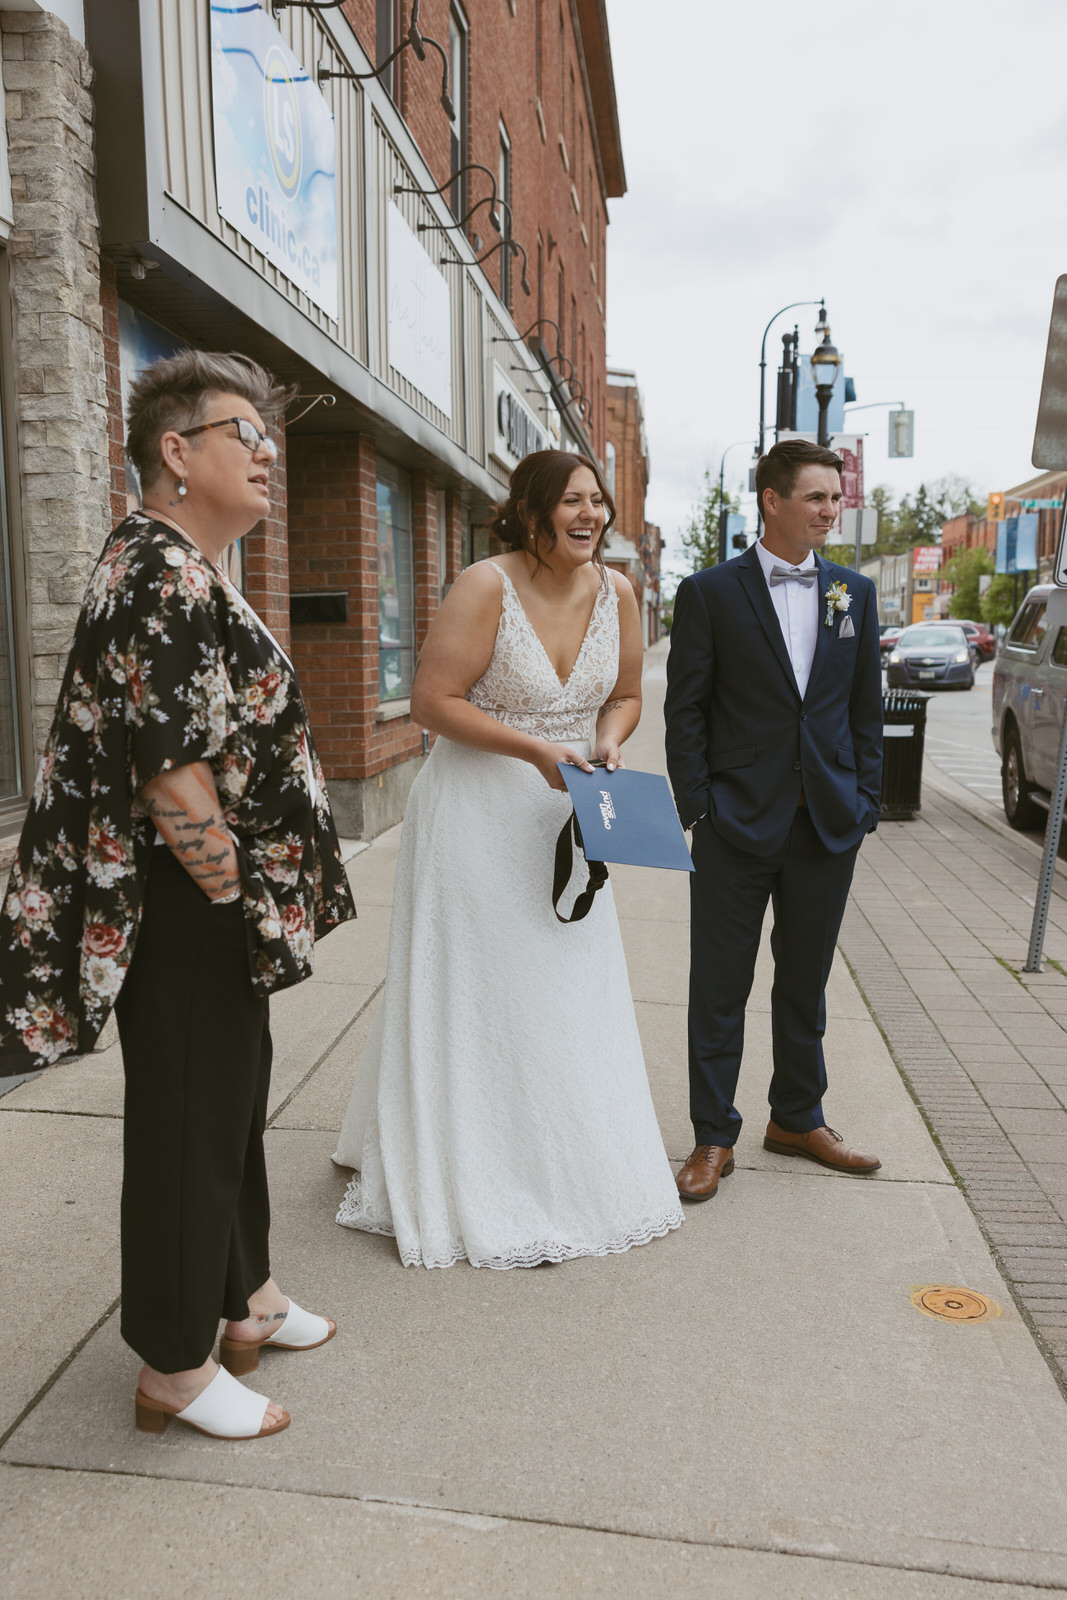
[604,0,1067,567]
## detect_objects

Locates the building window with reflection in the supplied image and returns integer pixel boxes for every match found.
[376,460,415,703]
[498,120,512,308]
[449,4,469,222]
[376,0,402,101]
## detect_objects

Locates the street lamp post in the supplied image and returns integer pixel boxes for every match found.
[717,439,754,564]
[810,307,842,448]
[758,298,824,458]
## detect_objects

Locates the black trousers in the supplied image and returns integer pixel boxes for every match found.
[688,808,859,1148]
[116,848,272,1373]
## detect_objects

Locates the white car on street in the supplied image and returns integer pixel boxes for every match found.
[992,585,1067,829]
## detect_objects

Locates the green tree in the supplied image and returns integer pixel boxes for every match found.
[943,546,994,619]
[862,476,985,559]
[981,574,1019,630]
[681,469,741,571]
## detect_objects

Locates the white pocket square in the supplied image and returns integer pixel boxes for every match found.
[838,615,855,639]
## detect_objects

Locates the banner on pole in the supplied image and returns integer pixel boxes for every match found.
[995,514,1039,574]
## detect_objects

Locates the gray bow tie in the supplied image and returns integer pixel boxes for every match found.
[769,565,817,587]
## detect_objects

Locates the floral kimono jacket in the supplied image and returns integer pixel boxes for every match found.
[0,513,357,1070]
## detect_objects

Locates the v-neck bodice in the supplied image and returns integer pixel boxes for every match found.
[466,562,620,743]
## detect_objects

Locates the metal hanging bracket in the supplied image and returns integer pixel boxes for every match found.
[287,393,338,426]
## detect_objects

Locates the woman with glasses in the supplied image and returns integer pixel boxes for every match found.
[0,350,356,1440]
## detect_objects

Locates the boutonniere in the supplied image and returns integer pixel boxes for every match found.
[825,581,851,629]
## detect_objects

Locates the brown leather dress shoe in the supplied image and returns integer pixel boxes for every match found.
[676,1144,735,1201]
[763,1121,881,1174]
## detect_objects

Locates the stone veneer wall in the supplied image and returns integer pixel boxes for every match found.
[2,10,110,756]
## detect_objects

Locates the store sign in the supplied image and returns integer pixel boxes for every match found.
[387,204,452,417]
[210,2,338,320]
[490,363,550,469]
[913,546,941,574]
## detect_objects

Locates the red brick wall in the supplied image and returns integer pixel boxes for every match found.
[243,425,290,651]
[341,0,610,458]
[286,431,426,782]
[99,257,127,527]
[606,381,648,551]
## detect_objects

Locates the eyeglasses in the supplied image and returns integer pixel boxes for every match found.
[178,416,278,464]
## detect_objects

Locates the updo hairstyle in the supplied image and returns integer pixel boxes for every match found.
[487,450,616,573]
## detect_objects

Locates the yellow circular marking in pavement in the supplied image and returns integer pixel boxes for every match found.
[910,1286,1001,1323]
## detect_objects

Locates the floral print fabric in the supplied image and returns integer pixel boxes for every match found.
[0,513,356,1069]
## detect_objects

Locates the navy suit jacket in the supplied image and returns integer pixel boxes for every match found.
[664,546,884,857]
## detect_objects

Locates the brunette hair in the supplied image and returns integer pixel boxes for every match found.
[126,349,291,491]
[755,438,842,517]
[487,450,616,572]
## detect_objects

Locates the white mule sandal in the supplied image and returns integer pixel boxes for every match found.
[135,1365,290,1439]
[218,1297,336,1376]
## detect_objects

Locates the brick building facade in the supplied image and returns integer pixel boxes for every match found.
[604,368,661,645]
[939,470,1065,615]
[0,0,630,845]
[941,470,1065,581]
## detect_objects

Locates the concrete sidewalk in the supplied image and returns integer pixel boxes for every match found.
[3,639,1067,1598]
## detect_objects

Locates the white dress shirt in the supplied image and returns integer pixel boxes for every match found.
[755,539,819,700]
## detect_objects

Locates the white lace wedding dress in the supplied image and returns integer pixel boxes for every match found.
[334,561,683,1268]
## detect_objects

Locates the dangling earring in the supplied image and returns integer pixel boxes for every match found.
[176,478,187,498]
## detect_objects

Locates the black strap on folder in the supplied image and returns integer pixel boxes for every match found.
[552,811,609,924]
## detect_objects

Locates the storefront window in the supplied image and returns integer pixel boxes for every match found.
[465,518,491,568]
[377,461,415,701]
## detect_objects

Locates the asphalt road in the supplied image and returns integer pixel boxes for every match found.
[914,663,1003,809]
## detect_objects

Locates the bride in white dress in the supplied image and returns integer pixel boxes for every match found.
[334,450,683,1268]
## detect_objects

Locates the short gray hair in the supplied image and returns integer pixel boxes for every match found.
[125,349,291,490]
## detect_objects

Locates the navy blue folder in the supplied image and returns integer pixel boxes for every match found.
[558,763,694,872]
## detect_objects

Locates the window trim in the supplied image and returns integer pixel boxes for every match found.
[448,3,469,223]
[498,118,512,309]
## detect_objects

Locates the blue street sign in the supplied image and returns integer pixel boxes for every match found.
[795,357,846,434]
[996,513,1039,574]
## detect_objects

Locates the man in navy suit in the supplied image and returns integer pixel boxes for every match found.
[664,439,884,1201]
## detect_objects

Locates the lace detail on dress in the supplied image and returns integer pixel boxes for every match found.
[335,1181,682,1271]
[466,562,619,744]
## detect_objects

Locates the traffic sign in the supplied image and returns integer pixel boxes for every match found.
[1033,275,1067,469]
[841,507,878,545]
[1055,501,1067,586]
[888,408,914,458]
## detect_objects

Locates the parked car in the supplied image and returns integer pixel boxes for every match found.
[912,617,995,663]
[886,623,975,690]
[879,624,903,660]
[992,585,1067,829]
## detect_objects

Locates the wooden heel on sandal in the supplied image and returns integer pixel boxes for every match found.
[218,1338,260,1377]
[135,1393,170,1434]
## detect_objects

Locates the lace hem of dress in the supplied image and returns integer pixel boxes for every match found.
[335,1174,684,1270]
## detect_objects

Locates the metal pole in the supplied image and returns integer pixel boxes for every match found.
[1024,703,1067,971]
[758,298,824,457]
[717,439,752,564]
[718,453,726,566]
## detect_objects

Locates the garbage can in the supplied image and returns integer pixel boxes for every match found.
[880,690,932,820]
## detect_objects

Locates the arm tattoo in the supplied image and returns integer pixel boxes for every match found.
[140,765,239,898]
[597,697,632,718]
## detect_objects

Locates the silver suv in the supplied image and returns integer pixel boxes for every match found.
[992,585,1067,829]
